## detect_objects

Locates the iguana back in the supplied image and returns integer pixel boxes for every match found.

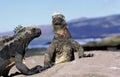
[0,36,13,51]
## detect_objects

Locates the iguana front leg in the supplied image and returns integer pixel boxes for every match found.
[44,43,55,69]
[15,52,42,75]
[69,39,84,58]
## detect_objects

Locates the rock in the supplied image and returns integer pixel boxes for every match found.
[9,51,120,77]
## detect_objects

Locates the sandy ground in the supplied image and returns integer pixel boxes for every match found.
[9,51,120,77]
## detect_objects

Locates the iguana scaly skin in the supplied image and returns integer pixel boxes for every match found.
[44,13,94,68]
[0,25,42,77]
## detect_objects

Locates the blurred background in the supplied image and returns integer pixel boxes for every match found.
[0,0,120,50]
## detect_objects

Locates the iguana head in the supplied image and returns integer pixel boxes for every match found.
[52,12,71,40]
[52,12,67,31]
[14,25,41,40]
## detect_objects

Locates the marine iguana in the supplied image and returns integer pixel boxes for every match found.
[44,12,93,68]
[0,25,42,77]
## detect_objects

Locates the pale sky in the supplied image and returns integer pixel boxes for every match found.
[0,0,120,32]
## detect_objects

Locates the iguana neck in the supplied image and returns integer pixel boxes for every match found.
[54,27,72,41]
[14,34,33,49]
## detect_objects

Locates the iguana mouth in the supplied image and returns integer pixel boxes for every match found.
[33,28,41,38]
[36,30,41,37]
[53,17,63,25]
[54,20,61,25]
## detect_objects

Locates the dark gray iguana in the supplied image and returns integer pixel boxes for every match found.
[0,25,42,77]
[44,12,94,68]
